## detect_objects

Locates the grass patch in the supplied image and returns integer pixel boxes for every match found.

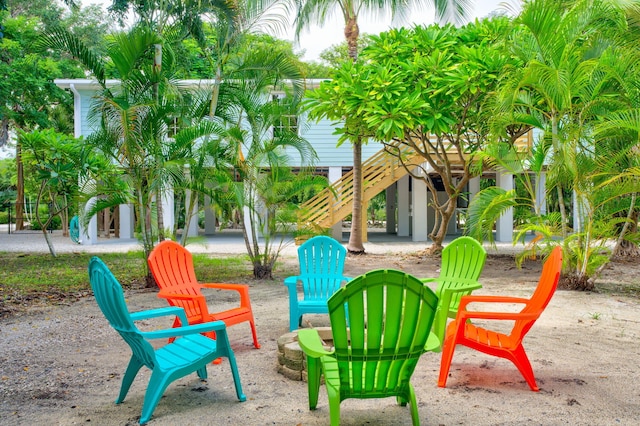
[0,251,255,311]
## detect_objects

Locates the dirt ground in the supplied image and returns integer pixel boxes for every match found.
[1,251,640,425]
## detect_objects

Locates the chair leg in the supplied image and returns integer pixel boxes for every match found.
[249,319,261,349]
[438,333,458,388]
[511,344,539,391]
[117,357,143,404]
[327,385,341,426]
[140,370,171,425]
[290,307,299,332]
[225,348,247,402]
[407,385,420,426]
[306,357,321,410]
[196,366,208,381]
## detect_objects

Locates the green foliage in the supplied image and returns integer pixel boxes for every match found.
[18,128,110,252]
[0,15,83,132]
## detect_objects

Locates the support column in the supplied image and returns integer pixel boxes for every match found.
[184,189,199,237]
[397,175,410,237]
[385,183,397,234]
[411,176,429,242]
[328,166,342,241]
[361,200,368,243]
[162,187,175,236]
[535,172,547,215]
[495,170,513,242]
[204,194,216,235]
[119,203,135,239]
[468,177,480,202]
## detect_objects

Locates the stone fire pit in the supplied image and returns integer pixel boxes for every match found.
[276,327,333,381]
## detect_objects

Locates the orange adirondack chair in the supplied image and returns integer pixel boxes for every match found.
[438,246,562,391]
[148,240,260,349]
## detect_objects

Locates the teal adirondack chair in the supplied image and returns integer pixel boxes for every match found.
[69,215,80,244]
[298,269,440,426]
[422,236,486,346]
[284,236,350,331]
[88,257,246,425]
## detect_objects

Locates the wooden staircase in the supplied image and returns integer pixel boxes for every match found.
[297,140,425,236]
[297,134,533,238]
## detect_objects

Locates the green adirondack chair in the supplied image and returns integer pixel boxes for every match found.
[422,236,486,347]
[298,269,440,426]
[88,257,246,425]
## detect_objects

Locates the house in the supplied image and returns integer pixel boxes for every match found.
[55,79,530,245]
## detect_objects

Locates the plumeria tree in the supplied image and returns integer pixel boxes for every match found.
[308,18,519,252]
[293,0,472,254]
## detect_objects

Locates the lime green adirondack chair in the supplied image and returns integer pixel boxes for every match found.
[422,236,486,347]
[88,257,246,425]
[298,269,440,426]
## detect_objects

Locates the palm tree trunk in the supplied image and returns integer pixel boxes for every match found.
[552,115,568,237]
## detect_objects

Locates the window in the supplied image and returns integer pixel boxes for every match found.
[272,93,298,138]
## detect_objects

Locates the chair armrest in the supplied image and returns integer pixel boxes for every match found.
[201,282,249,291]
[458,295,530,312]
[425,331,441,352]
[283,276,301,301]
[201,282,251,305]
[283,276,300,288]
[298,329,335,359]
[157,290,205,302]
[140,320,227,340]
[130,306,189,327]
[457,310,540,322]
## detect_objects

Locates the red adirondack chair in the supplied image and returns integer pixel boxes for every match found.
[438,246,563,391]
[148,240,260,349]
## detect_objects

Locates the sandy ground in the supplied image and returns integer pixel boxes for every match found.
[1,231,640,425]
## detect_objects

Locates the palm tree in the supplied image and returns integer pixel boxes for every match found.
[468,0,632,289]
[40,26,220,282]
[221,77,323,278]
[292,0,472,253]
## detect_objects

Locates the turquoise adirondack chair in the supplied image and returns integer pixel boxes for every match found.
[422,236,486,346]
[284,236,350,331]
[298,269,440,426]
[88,257,246,425]
[69,215,80,244]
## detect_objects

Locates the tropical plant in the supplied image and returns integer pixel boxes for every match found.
[39,26,208,279]
[18,129,110,257]
[293,0,472,254]
[467,0,635,289]
[222,78,324,279]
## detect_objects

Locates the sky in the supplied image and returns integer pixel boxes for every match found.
[80,0,512,62]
